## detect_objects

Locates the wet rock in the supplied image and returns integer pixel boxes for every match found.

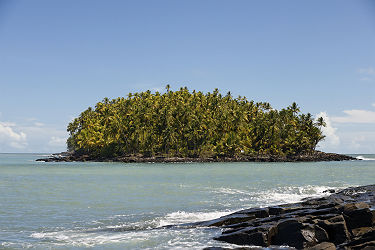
[323,189,336,194]
[192,185,375,249]
[215,231,267,247]
[201,214,256,227]
[271,219,319,248]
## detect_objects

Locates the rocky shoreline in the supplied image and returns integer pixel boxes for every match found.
[36,151,357,163]
[183,185,375,249]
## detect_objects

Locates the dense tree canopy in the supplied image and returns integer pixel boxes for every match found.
[67,87,325,158]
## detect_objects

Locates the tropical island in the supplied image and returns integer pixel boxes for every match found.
[38,86,355,162]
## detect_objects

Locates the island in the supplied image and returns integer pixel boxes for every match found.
[37,86,356,162]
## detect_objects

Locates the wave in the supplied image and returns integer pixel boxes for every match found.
[356,155,375,161]
[28,185,348,248]
[209,184,346,208]
[157,210,233,227]
[254,185,334,205]
[29,209,233,248]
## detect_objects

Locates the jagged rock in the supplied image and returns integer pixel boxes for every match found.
[215,231,267,247]
[270,219,318,248]
[351,227,373,237]
[341,203,373,229]
[339,228,375,249]
[201,214,256,227]
[305,242,336,250]
[317,215,350,245]
[314,225,329,242]
[186,185,375,249]
[323,189,336,194]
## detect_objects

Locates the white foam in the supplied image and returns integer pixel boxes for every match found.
[29,210,233,247]
[254,185,336,206]
[213,187,249,195]
[157,210,233,227]
[28,185,348,248]
[356,155,375,161]
[31,229,150,247]
[210,185,339,207]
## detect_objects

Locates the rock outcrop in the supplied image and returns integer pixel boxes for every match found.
[36,151,357,163]
[196,185,375,249]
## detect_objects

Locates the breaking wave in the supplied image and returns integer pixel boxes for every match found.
[356,155,375,161]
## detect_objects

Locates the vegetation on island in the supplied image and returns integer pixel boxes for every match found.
[67,86,326,159]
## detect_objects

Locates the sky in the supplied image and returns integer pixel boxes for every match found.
[0,0,374,153]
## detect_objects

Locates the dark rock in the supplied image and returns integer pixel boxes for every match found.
[236,207,269,218]
[314,225,329,242]
[269,206,285,216]
[269,219,319,248]
[35,150,358,163]
[339,228,375,249]
[323,189,336,194]
[192,185,375,249]
[305,241,336,250]
[317,215,350,245]
[200,214,256,227]
[341,203,373,229]
[215,231,267,247]
[351,227,373,237]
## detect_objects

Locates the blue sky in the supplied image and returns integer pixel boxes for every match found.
[0,0,374,153]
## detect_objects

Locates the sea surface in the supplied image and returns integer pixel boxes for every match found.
[1,153,374,249]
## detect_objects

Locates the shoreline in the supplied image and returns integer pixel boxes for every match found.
[182,184,375,249]
[36,151,357,163]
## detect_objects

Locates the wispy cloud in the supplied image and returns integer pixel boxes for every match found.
[372,103,375,108]
[48,136,67,147]
[34,122,44,127]
[338,131,375,154]
[315,112,340,150]
[358,67,375,75]
[18,124,68,152]
[0,121,27,150]
[331,109,375,123]
[0,117,68,152]
[358,67,375,82]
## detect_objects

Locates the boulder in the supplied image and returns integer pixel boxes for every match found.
[317,215,350,245]
[342,204,373,229]
[270,219,318,248]
[215,231,267,247]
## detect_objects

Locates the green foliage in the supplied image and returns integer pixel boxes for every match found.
[67,87,326,158]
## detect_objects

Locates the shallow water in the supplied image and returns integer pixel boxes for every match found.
[1,153,374,249]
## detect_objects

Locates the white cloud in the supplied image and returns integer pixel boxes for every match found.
[48,136,67,147]
[331,110,375,123]
[19,125,68,152]
[337,131,375,154]
[358,67,375,81]
[0,122,27,150]
[372,103,375,108]
[315,112,340,150]
[0,116,69,153]
[34,122,44,127]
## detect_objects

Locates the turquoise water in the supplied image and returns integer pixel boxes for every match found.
[1,153,374,249]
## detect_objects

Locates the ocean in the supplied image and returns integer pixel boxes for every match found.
[1,153,374,249]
